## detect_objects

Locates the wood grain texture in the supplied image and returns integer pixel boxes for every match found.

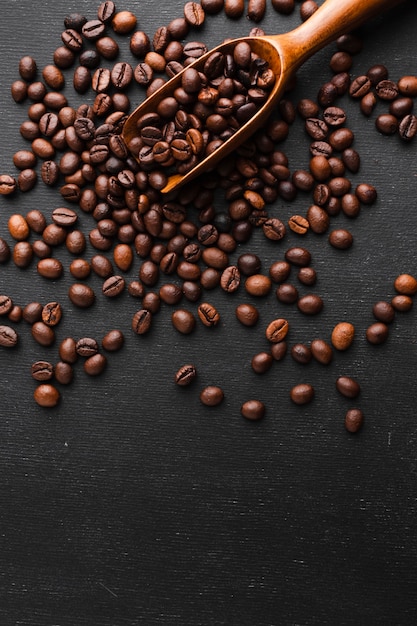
[0,1,416,624]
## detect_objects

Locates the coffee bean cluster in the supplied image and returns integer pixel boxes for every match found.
[0,1,416,432]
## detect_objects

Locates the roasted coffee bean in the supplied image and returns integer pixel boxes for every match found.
[345,408,364,433]
[76,337,99,357]
[220,265,240,292]
[237,253,261,276]
[310,338,333,365]
[372,301,395,324]
[198,302,220,327]
[375,113,398,135]
[132,309,152,335]
[42,301,62,327]
[297,293,323,315]
[31,360,54,382]
[0,295,13,316]
[68,283,95,308]
[290,383,314,405]
[349,75,371,98]
[252,351,273,374]
[276,283,298,304]
[291,343,312,365]
[184,2,206,26]
[366,322,389,345]
[31,321,55,347]
[393,273,417,297]
[240,399,265,421]
[8,214,30,241]
[84,353,107,376]
[23,302,43,324]
[336,376,361,399]
[269,261,291,283]
[51,207,78,227]
[245,274,272,297]
[54,361,73,385]
[34,384,60,408]
[265,318,289,343]
[328,228,353,250]
[331,321,355,350]
[288,215,309,235]
[297,267,317,286]
[37,258,63,279]
[102,275,126,297]
[391,294,413,312]
[285,247,311,267]
[175,363,197,386]
[355,183,377,205]
[59,337,78,364]
[398,114,417,142]
[13,241,33,268]
[0,325,18,348]
[0,174,17,196]
[101,329,124,352]
[200,385,224,406]
[235,303,259,327]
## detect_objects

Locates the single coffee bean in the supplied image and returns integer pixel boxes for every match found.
[31,360,54,382]
[102,275,126,297]
[76,337,99,357]
[276,283,298,304]
[84,353,107,376]
[285,246,311,267]
[290,383,314,405]
[372,301,395,324]
[68,283,95,308]
[0,238,11,263]
[366,322,389,345]
[31,321,55,347]
[251,351,273,374]
[398,75,417,97]
[42,302,62,327]
[241,399,265,421]
[59,337,78,363]
[394,273,417,296]
[297,267,317,286]
[37,258,64,279]
[328,228,353,250]
[0,295,13,316]
[200,385,224,406]
[8,214,30,241]
[336,375,361,399]
[171,309,196,334]
[235,303,259,327]
[102,329,124,352]
[331,322,355,350]
[197,302,220,327]
[34,384,60,408]
[245,274,272,297]
[265,318,289,343]
[220,265,240,292]
[54,361,74,385]
[297,294,323,315]
[269,261,291,283]
[0,325,18,347]
[391,295,413,312]
[291,343,312,365]
[174,364,197,386]
[132,309,153,335]
[398,114,417,141]
[345,408,364,433]
[310,338,333,364]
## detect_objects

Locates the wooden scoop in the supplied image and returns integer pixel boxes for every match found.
[122,0,403,194]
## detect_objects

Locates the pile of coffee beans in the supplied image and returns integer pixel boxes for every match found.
[0,0,416,433]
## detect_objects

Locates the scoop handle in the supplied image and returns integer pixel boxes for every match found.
[275,0,405,73]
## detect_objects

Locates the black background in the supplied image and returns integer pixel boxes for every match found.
[1,1,417,624]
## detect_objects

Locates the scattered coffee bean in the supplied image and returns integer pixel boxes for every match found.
[241,399,265,421]
[175,364,197,386]
[336,375,361,399]
[331,322,355,351]
[0,325,18,348]
[34,384,60,408]
[345,408,364,433]
[290,383,314,405]
[200,385,224,406]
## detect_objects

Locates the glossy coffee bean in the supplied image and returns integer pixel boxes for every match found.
[345,408,364,433]
[336,376,361,399]
[174,364,197,387]
[34,384,60,408]
[200,385,224,407]
[241,399,265,421]
[68,283,95,308]
[290,383,314,405]
[331,322,355,350]
[366,322,389,345]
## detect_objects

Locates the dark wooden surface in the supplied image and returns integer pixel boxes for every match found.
[0,1,417,624]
